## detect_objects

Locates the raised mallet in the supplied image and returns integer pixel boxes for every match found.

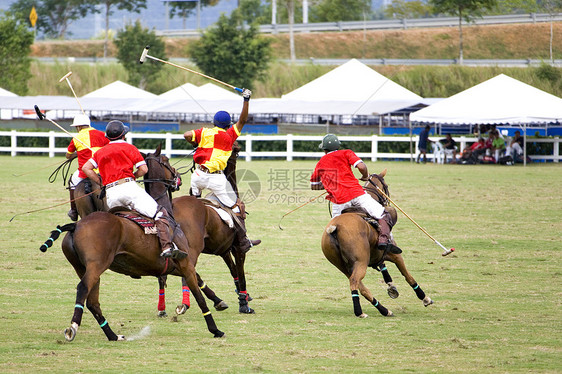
[59,71,85,115]
[34,105,93,152]
[368,180,455,256]
[139,45,243,93]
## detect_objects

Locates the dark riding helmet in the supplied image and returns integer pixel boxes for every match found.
[319,134,341,151]
[213,111,231,129]
[105,120,129,140]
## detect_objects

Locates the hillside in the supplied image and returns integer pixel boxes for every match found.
[31,23,562,60]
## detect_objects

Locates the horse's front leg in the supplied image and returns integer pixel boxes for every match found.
[222,251,252,301]
[350,263,392,318]
[386,252,433,307]
[196,273,229,311]
[178,260,224,338]
[157,275,168,317]
[232,249,254,314]
[378,262,399,299]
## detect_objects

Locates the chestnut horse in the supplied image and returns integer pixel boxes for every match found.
[40,148,224,340]
[321,170,433,318]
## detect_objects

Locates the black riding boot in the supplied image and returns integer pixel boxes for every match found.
[68,188,78,221]
[234,213,261,254]
[156,209,187,260]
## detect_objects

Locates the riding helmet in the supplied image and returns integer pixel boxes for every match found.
[213,111,231,129]
[319,134,341,151]
[70,114,91,127]
[105,120,129,140]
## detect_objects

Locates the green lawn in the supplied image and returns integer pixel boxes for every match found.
[0,156,560,373]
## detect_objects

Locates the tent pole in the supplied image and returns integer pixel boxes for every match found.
[408,115,413,163]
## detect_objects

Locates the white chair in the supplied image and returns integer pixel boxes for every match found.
[433,141,444,164]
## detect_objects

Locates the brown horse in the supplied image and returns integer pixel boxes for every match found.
[321,170,433,318]
[71,145,234,316]
[40,148,224,340]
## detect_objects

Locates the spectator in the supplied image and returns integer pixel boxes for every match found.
[440,133,458,164]
[416,125,433,164]
[506,130,524,162]
[491,130,506,162]
[460,137,485,164]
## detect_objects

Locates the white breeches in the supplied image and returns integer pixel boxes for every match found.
[105,181,161,219]
[190,169,238,208]
[69,170,85,189]
[331,193,385,219]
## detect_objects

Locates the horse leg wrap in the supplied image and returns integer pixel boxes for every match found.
[351,290,363,317]
[380,265,393,284]
[72,303,84,326]
[99,319,119,341]
[182,286,191,308]
[233,277,240,293]
[158,289,166,311]
[411,283,426,300]
[203,312,224,338]
[372,299,390,316]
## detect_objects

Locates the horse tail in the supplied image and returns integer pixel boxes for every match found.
[39,223,76,252]
[326,224,341,253]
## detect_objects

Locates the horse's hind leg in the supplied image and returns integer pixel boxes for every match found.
[349,263,392,318]
[387,253,433,307]
[86,279,124,341]
[196,273,228,311]
[222,251,252,301]
[378,262,399,299]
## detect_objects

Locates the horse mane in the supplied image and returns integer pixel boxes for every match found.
[224,141,241,198]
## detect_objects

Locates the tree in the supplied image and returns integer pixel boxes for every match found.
[429,0,497,64]
[309,0,371,22]
[114,21,166,90]
[189,10,272,90]
[0,14,34,95]
[9,0,95,39]
[539,0,562,63]
[239,0,271,25]
[95,0,147,59]
[384,0,432,19]
[169,0,219,29]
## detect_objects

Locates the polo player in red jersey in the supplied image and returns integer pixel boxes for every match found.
[310,134,400,253]
[66,114,109,221]
[183,88,260,254]
[82,120,185,259]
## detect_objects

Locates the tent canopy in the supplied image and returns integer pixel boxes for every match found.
[282,58,422,102]
[0,87,17,97]
[410,74,562,125]
[82,80,157,99]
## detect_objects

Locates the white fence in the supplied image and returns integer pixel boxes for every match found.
[1,131,560,163]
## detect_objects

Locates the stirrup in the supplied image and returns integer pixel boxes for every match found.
[378,242,402,254]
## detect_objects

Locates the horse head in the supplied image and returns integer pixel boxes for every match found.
[363,168,390,207]
[143,145,182,212]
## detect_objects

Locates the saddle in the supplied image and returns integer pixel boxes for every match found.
[199,197,237,229]
[340,207,380,231]
[109,207,158,235]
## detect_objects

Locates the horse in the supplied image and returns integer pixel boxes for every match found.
[321,169,433,318]
[71,145,236,316]
[40,147,224,340]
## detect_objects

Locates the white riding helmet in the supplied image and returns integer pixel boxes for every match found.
[70,114,91,127]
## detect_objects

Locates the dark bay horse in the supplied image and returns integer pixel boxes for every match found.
[321,170,433,318]
[41,148,224,340]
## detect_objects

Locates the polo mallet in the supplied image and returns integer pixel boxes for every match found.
[59,71,85,115]
[278,191,328,230]
[139,45,243,93]
[34,105,93,152]
[368,180,455,256]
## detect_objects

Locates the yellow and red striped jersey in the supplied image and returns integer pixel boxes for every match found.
[67,127,109,178]
[192,126,241,173]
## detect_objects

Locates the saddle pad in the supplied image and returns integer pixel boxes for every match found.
[208,206,234,229]
[114,212,157,235]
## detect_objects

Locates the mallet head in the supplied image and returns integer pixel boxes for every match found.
[34,105,45,120]
[139,45,150,64]
[59,71,73,83]
[442,247,455,256]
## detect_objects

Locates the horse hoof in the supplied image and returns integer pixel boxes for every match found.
[64,326,76,342]
[358,313,368,318]
[176,304,189,315]
[213,330,225,338]
[157,310,168,318]
[117,335,126,341]
[386,310,394,317]
[423,296,434,307]
[214,301,229,311]
[239,306,255,314]
[387,284,399,299]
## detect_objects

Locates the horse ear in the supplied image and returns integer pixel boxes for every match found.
[380,168,387,177]
[141,152,147,159]
[155,144,162,157]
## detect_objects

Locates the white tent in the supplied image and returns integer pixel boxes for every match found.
[197,83,241,100]
[282,58,422,102]
[410,74,562,124]
[159,83,199,99]
[83,80,157,99]
[0,87,17,97]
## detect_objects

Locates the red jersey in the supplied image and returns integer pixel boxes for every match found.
[67,127,109,178]
[191,126,240,173]
[310,149,365,204]
[88,140,145,185]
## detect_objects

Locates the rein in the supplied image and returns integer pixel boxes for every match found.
[49,157,75,186]
[363,173,390,206]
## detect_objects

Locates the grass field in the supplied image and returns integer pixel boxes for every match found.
[0,156,560,373]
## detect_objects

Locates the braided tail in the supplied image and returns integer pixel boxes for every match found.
[40,223,76,252]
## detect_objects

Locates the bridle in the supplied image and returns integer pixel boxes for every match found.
[363,173,390,207]
[143,154,182,203]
